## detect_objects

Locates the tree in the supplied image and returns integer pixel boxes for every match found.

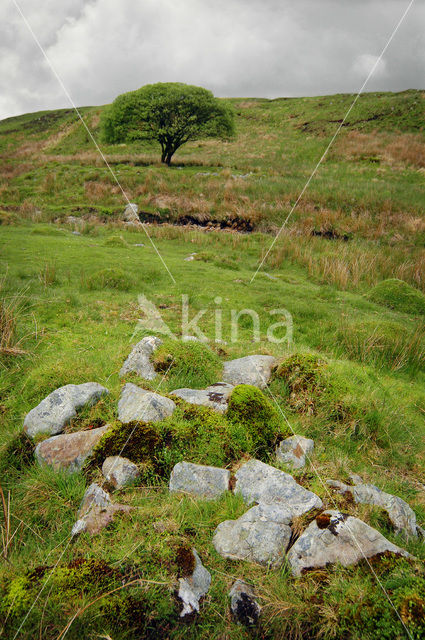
[101,82,235,165]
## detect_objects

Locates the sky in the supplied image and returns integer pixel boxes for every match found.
[1,0,424,120]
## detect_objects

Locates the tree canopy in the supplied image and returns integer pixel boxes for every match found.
[101,82,235,165]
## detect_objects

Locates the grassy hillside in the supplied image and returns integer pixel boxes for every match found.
[0,91,424,639]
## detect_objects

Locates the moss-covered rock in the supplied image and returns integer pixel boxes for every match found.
[274,353,327,414]
[366,278,425,315]
[152,338,222,388]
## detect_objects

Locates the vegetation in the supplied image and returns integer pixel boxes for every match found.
[366,279,425,315]
[101,82,235,165]
[0,90,424,638]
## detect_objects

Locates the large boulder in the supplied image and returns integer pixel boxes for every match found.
[276,435,314,469]
[177,549,211,617]
[170,382,233,414]
[229,580,261,626]
[223,355,276,389]
[71,483,131,537]
[213,503,292,567]
[287,510,410,576]
[119,336,162,380]
[35,425,110,473]
[24,383,109,438]
[327,478,419,539]
[102,455,140,489]
[117,383,176,423]
[234,459,322,516]
[169,461,230,500]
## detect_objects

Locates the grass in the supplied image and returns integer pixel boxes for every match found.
[0,90,424,638]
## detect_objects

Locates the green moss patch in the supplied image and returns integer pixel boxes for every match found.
[103,234,129,248]
[152,338,222,388]
[367,278,425,315]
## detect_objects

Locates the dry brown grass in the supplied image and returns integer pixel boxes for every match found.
[0,277,30,356]
[334,130,425,168]
[84,180,120,200]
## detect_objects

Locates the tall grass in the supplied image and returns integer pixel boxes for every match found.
[0,276,32,357]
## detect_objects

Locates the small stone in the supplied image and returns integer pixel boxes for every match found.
[234,459,322,516]
[169,461,230,499]
[229,580,261,626]
[71,483,131,537]
[170,382,234,414]
[119,336,162,380]
[102,456,140,489]
[223,355,276,389]
[117,383,176,423]
[276,435,314,469]
[287,510,410,576]
[24,382,109,438]
[35,425,110,472]
[178,549,211,617]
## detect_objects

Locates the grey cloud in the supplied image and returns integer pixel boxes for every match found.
[1,0,424,119]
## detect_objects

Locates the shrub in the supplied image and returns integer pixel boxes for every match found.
[85,267,132,291]
[367,278,425,315]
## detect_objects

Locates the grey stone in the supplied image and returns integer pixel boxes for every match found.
[170,382,234,414]
[287,510,410,576]
[119,336,162,380]
[178,549,211,617]
[229,580,261,626]
[118,383,176,423]
[71,483,131,537]
[234,459,322,516]
[276,435,314,469]
[123,203,139,223]
[169,462,230,499]
[223,355,276,389]
[212,504,292,567]
[327,479,418,538]
[35,425,110,473]
[24,382,109,438]
[102,456,140,489]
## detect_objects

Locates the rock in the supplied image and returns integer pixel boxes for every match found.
[117,383,176,423]
[223,355,276,389]
[326,479,418,538]
[213,503,292,567]
[169,461,230,499]
[234,459,322,516]
[24,382,109,438]
[229,580,261,626]
[123,202,139,223]
[170,382,234,414]
[71,483,131,537]
[181,335,201,342]
[119,336,162,380]
[184,256,195,262]
[276,435,314,469]
[35,425,110,473]
[102,456,140,489]
[287,510,410,576]
[178,549,211,617]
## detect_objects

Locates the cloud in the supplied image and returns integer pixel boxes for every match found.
[1,0,424,119]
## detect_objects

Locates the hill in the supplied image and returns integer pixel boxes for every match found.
[0,91,424,639]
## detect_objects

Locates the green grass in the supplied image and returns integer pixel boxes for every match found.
[0,91,424,639]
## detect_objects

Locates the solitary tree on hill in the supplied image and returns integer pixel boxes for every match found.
[101,82,235,165]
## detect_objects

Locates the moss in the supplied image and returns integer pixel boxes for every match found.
[3,432,34,470]
[83,420,161,479]
[275,353,326,413]
[176,545,196,577]
[226,384,286,458]
[367,278,425,315]
[85,267,133,291]
[103,234,129,247]
[152,338,222,388]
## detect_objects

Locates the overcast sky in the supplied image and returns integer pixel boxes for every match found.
[1,0,424,120]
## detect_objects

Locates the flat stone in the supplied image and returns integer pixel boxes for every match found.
[276,435,314,469]
[169,461,230,499]
[71,483,131,537]
[178,549,211,617]
[119,335,162,380]
[287,510,410,576]
[35,425,110,473]
[24,383,109,438]
[229,580,261,626]
[213,504,292,567]
[223,355,276,389]
[234,459,322,516]
[102,455,140,489]
[118,383,176,423]
[326,479,418,538]
[170,382,234,414]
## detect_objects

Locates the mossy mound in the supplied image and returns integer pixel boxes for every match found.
[85,267,133,291]
[226,384,286,457]
[103,234,129,248]
[152,338,222,388]
[366,278,425,315]
[275,353,327,414]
